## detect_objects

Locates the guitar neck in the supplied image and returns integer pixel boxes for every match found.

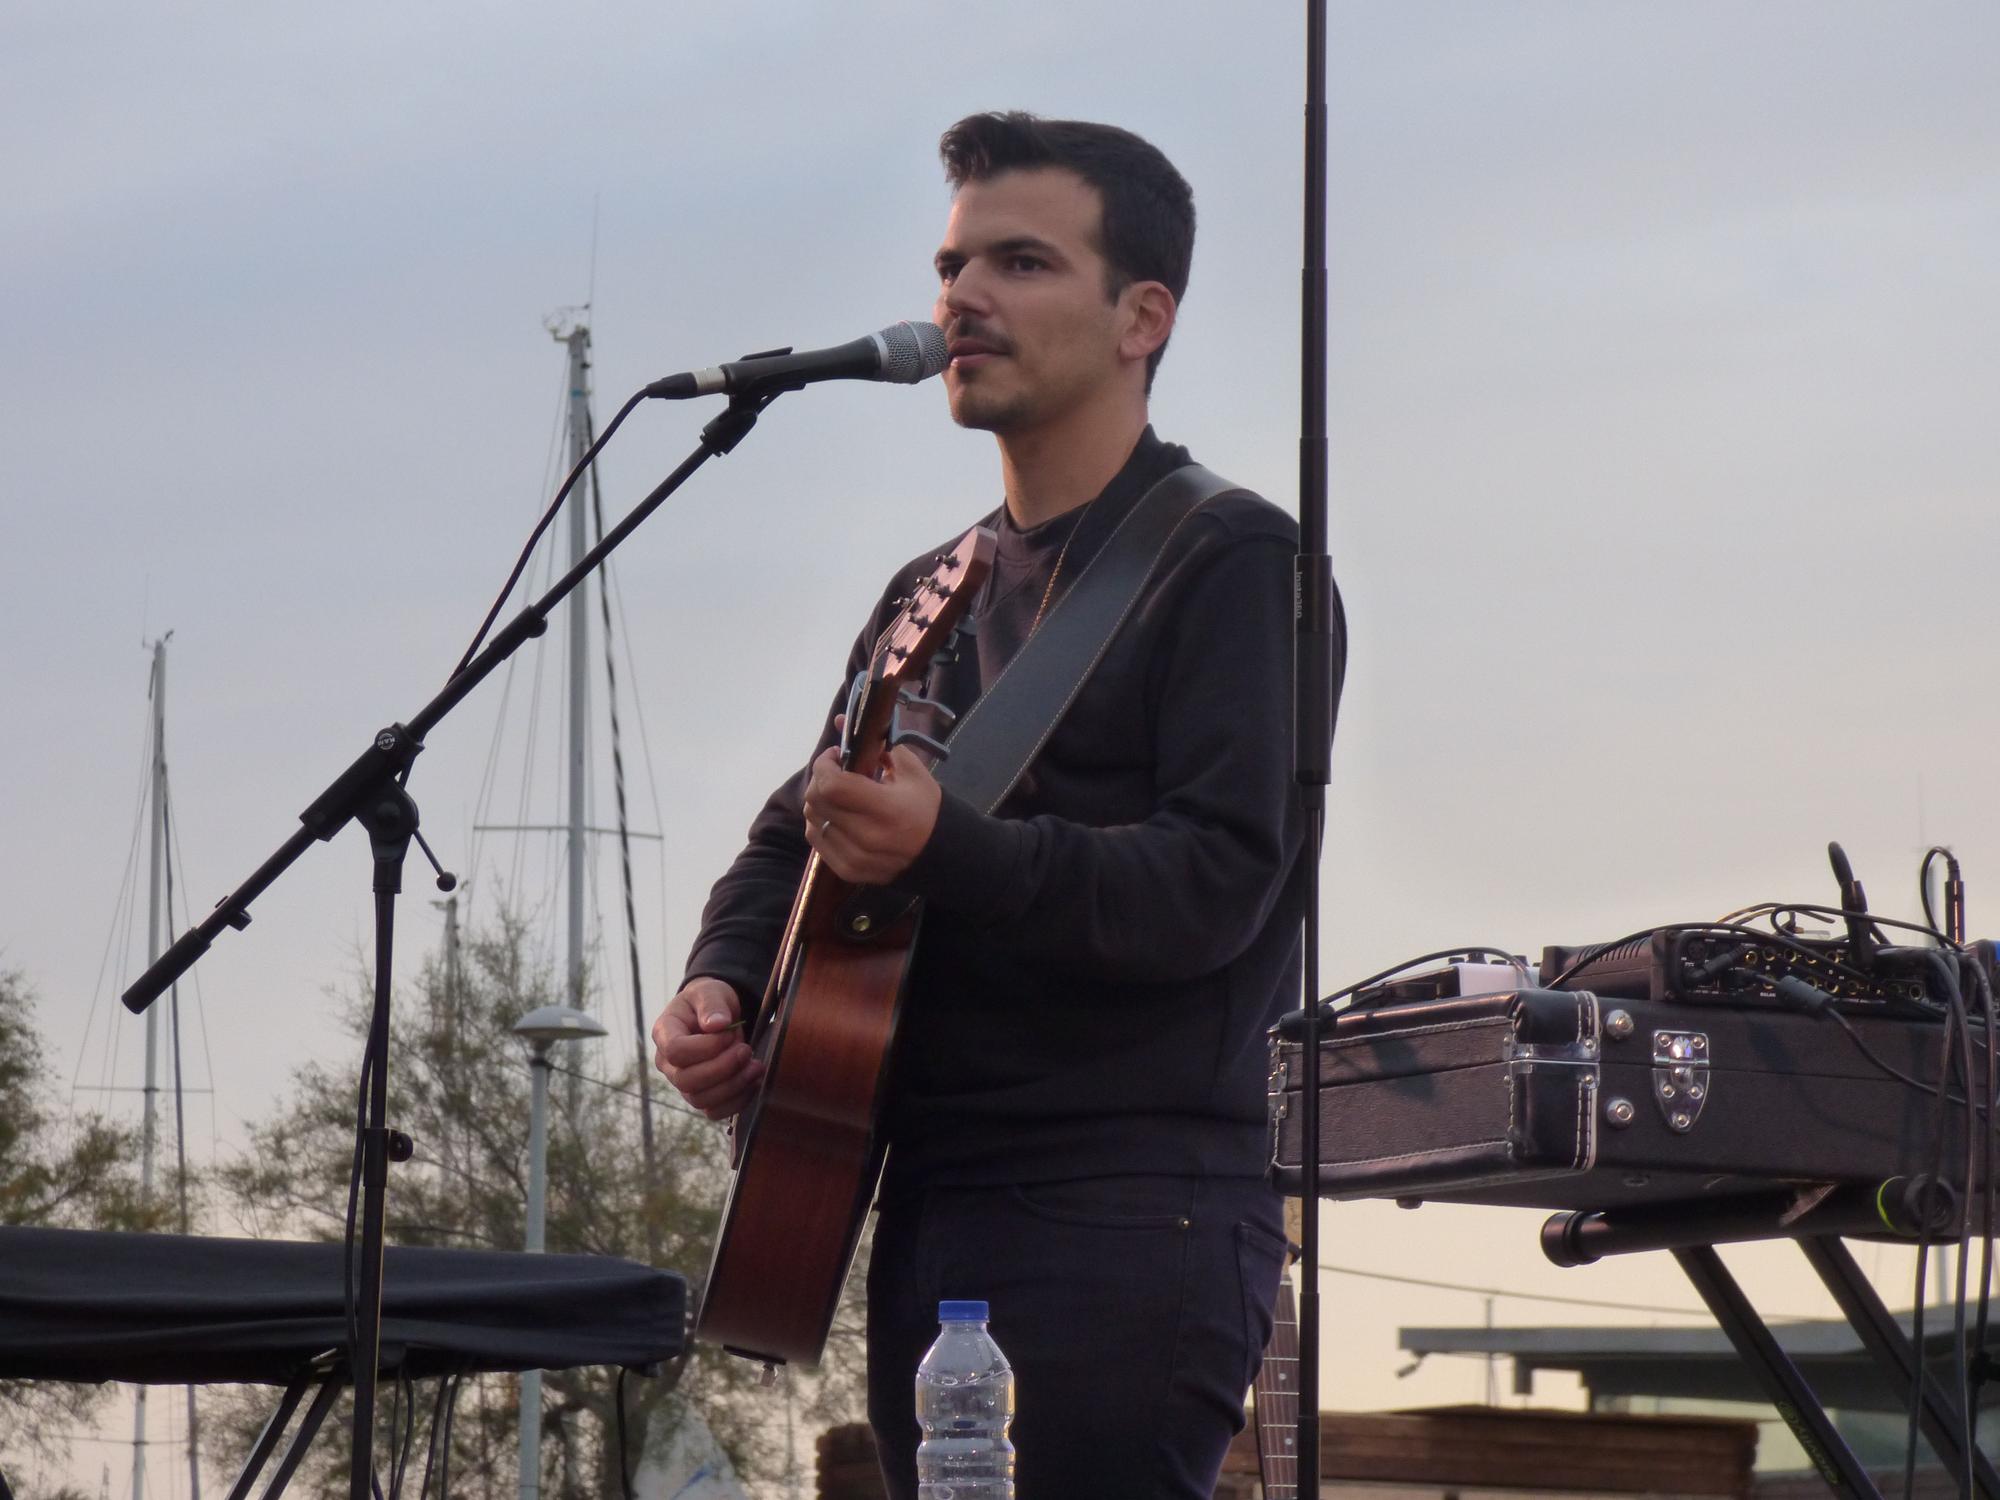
[1252,1271,1300,1499]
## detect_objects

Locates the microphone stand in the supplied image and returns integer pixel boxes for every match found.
[1291,2,1345,1493]
[121,389,776,1500]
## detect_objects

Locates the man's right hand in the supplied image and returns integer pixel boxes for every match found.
[652,976,763,1120]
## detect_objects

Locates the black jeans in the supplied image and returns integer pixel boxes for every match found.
[865,1174,1286,1499]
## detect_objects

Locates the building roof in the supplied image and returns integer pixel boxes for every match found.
[1402,1315,1998,1411]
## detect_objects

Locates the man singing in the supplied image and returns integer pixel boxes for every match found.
[655,111,1332,1497]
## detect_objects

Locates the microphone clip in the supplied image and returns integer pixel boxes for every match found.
[699,389,780,456]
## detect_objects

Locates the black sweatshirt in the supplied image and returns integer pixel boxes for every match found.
[684,428,1316,1194]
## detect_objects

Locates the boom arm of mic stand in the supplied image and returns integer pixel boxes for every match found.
[121,388,779,1017]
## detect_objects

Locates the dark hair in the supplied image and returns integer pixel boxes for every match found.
[939,111,1194,389]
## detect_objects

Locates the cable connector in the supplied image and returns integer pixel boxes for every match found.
[1686,943,1751,986]
[1773,973,1835,1015]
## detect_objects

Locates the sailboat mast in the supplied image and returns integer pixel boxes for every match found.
[560,324,592,1019]
[133,637,168,1500]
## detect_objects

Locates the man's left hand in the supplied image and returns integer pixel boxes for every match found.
[802,743,941,885]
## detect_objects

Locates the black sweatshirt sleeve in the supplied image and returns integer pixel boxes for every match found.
[896,525,1305,985]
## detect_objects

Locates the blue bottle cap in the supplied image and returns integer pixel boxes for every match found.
[938,1299,989,1322]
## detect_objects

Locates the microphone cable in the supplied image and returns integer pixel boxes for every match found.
[1940,950,1975,1500]
[1969,955,1998,1451]
[1900,982,1958,1500]
[339,371,643,1490]
[447,319,943,684]
[1921,847,1966,945]
[1900,947,1975,1500]
[1289,945,1529,1032]
[449,387,651,682]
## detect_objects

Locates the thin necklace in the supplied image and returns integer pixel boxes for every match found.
[1027,499,1095,636]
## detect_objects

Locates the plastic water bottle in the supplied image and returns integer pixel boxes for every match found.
[915,1299,1015,1499]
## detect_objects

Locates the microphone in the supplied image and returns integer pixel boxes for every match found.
[643,320,949,401]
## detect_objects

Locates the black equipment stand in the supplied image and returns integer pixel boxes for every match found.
[119,392,771,1500]
[1292,2,1344,1491]
[229,1355,352,1500]
[226,1358,461,1500]
[1545,1188,2000,1500]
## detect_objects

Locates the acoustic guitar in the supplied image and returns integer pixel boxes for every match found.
[696,524,997,1367]
[1253,1203,1305,1497]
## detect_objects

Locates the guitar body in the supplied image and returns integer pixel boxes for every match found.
[694,525,995,1368]
[695,899,917,1365]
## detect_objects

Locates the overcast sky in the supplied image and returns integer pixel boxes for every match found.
[4,0,1997,1483]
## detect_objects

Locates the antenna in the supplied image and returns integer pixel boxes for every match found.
[587,193,601,312]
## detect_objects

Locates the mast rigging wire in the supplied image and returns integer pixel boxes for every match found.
[586,412,659,1172]
[72,671,157,1111]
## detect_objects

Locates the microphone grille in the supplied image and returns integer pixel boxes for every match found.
[878,320,950,384]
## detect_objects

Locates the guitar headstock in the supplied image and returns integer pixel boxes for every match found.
[842,524,996,772]
[881,527,995,682]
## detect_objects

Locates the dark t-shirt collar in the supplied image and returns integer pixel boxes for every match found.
[974,424,1193,633]
[996,424,1186,550]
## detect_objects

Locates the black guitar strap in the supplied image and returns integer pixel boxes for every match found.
[934,461,1245,812]
[836,462,1244,940]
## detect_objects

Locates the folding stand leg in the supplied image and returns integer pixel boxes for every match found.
[1672,1246,1884,1500]
[227,1373,316,1500]
[261,1376,347,1500]
[1800,1234,2000,1500]
[224,1373,346,1500]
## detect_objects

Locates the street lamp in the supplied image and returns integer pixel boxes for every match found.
[512,1003,607,1500]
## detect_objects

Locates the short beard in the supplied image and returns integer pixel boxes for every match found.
[946,380,1037,434]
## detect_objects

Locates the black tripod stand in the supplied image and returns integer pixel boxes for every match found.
[1546,1186,2000,1499]
[123,392,773,1500]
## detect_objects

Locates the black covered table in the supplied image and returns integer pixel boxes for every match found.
[0,1226,686,1500]
[0,1225,684,1383]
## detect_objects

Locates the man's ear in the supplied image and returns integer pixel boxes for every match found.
[1119,281,1177,366]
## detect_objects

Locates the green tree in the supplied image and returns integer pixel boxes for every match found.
[0,967,166,1487]
[215,913,865,1497]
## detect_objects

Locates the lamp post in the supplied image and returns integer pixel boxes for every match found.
[512,1003,607,1500]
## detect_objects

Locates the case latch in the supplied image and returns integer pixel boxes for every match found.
[1652,1029,1710,1133]
[1267,1049,1293,1163]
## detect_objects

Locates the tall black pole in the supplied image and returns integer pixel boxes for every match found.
[1293,2,1340,1494]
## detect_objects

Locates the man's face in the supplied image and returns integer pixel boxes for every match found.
[931,167,1133,434]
